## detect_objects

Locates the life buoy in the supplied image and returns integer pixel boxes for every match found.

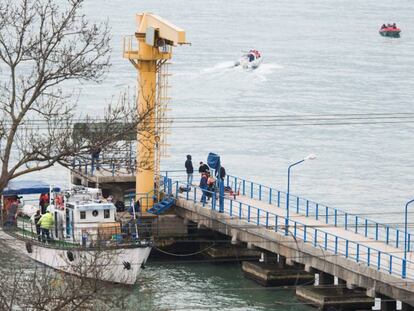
[67,251,74,262]
[55,195,64,209]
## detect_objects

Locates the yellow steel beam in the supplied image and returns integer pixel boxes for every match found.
[136,13,186,45]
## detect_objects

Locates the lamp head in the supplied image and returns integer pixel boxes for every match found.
[304,154,317,161]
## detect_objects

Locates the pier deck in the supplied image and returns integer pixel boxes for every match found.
[162,172,414,308]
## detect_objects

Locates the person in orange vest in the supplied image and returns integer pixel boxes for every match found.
[39,193,49,214]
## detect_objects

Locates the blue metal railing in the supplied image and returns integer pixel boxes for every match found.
[225,174,413,254]
[162,173,413,280]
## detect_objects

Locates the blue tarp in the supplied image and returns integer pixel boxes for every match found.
[2,180,60,196]
[207,152,220,170]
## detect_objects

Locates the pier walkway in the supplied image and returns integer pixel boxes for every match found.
[161,171,414,308]
[70,160,414,307]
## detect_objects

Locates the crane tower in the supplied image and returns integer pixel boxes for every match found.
[123,13,187,211]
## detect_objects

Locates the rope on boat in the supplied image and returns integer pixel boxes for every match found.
[153,243,216,257]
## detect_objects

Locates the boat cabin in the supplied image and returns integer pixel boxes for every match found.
[50,187,120,246]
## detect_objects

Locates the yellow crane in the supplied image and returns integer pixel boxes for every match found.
[123,13,187,211]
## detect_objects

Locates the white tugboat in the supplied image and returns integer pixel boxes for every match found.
[1,181,152,285]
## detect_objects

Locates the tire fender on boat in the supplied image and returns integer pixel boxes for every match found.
[25,242,33,254]
[67,250,75,262]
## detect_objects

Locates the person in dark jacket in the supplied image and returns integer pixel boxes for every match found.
[199,173,208,203]
[198,162,209,174]
[215,166,226,180]
[185,155,194,186]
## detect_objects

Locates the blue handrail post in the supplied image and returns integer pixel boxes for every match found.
[247,205,251,222]
[396,229,399,248]
[365,219,368,237]
[355,216,358,233]
[402,259,406,279]
[257,209,260,225]
[175,181,178,198]
[296,197,300,213]
[269,188,272,204]
[334,236,338,254]
[375,223,378,240]
[250,182,254,199]
[356,244,360,262]
[212,192,216,210]
[230,200,233,216]
[404,199,414,278]
[226,175,229,188]
[345,213,348,230]
[193,187,196,203]
[367,247,371,266]
[242,180,246,195]
[345,240,349,258]
[266,212,269,228]
[304,225,307,242]
[386,226,389,244]
[259,185,262,201]
[334,209,337,227]
[325,206,328,224]
[377,251,381,270]
[306,200,309,217]
[275,215,278,232]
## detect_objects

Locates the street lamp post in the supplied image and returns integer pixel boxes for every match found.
[285,154,316,236]
[403,198,414,278]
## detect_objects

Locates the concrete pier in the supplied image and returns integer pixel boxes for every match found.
[296,286,374,311]
[203,244,261,261]
[242,261,314,286]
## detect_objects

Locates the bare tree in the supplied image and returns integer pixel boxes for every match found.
[0,251,135,310]
[0,0,151,193]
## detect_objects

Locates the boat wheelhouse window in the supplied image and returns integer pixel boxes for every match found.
[92,210,99,217]
[80,211,86,219]
[104,209,110,219]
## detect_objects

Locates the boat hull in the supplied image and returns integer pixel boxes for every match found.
[0,230,151,284]
[379,30,401,38]
[236,58,262,69]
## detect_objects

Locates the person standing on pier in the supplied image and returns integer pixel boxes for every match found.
[185,155,194,186]
[37,210,54,243]
[200,172,208,203]
[198,161,209,174]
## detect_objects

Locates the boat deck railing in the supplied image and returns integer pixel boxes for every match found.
[12,216,151,250]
